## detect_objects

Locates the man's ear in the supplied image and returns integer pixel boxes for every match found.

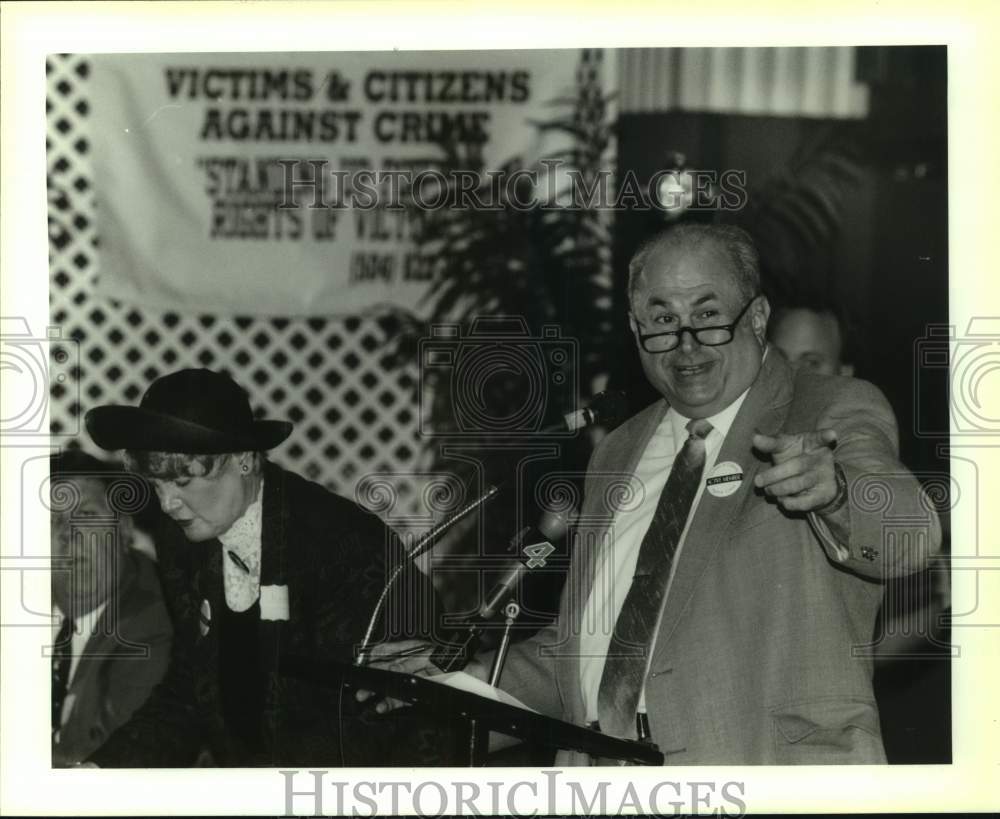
[751,295,771,343]
[628,312,639,339]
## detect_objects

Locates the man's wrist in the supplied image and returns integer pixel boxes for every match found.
[817,462,848,516]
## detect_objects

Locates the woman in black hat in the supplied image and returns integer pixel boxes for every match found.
[82,368,439,767]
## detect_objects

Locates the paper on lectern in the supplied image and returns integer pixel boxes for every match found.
[433,671,538,713]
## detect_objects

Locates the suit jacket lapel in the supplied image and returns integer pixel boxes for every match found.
[650,351,793,668]
[559,400,670,722]
[65,606,121,729]
[60,625,114,754]
[70,555,143,683]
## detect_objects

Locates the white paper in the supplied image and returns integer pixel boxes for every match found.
[432,671,537,713]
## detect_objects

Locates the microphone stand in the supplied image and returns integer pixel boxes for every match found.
[355,484,500,667]
[488,600,521,687]
[468,599,521,766]
[357,390,624,665]
[430,595,523,674]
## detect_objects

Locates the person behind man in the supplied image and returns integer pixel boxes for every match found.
[50,450,172,766]
[772,294,951,761]
[366,223,940,765]
[82,368,439,766]
[769,300,854,377]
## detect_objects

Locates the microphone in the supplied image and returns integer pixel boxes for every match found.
[544,389,629,434]
[408,483,501,562]
[354,483,501,666]
[478,508,572,620]
[431,506,575,671]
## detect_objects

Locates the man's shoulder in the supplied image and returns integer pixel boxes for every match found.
[113,551,173,636]
[590,399,666,468]
[791,370,893,413]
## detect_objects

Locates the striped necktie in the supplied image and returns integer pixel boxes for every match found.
[597,417,712,739]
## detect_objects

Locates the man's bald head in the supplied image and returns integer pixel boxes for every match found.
[769,306,854,377]
[626,223,771,418]
[627,223,762,311]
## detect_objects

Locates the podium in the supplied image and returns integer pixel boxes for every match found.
[282,657,663,766]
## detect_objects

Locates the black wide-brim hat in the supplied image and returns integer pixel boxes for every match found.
[85,368,293,454]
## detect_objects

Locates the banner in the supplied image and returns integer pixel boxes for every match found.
[91,50,606,317]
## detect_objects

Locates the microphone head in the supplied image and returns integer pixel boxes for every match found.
[537,507,575,540]
[588,390,629,429]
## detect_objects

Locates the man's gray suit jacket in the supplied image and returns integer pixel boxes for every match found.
[495,350,941,765]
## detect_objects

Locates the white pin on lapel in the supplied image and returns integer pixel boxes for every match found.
[260,584,290,621]
[705,461,743,498]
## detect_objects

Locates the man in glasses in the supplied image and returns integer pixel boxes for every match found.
[367,223,939,765]
[559,223,938,763]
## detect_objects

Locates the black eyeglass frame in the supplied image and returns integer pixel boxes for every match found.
[634,295,760,354]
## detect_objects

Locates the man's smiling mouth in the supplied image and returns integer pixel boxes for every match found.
[674,361,714,377]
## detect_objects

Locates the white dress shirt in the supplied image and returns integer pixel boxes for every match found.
[580,388,750,723]
[51,602,107,728]
[219,479,264,613]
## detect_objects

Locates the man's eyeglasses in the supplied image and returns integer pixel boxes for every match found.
[635,297,758,354]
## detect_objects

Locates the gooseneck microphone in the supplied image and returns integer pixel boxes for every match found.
[353,389,624,668]
[543,389,629,434]
[354,483,501,666]
[430,506,575,672]
[477,508,571,620]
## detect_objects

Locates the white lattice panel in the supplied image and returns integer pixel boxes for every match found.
[46,53,429,519]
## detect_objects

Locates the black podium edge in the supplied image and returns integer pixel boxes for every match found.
[281,656,663,766]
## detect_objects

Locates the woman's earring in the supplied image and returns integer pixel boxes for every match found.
[241,463,250,474]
